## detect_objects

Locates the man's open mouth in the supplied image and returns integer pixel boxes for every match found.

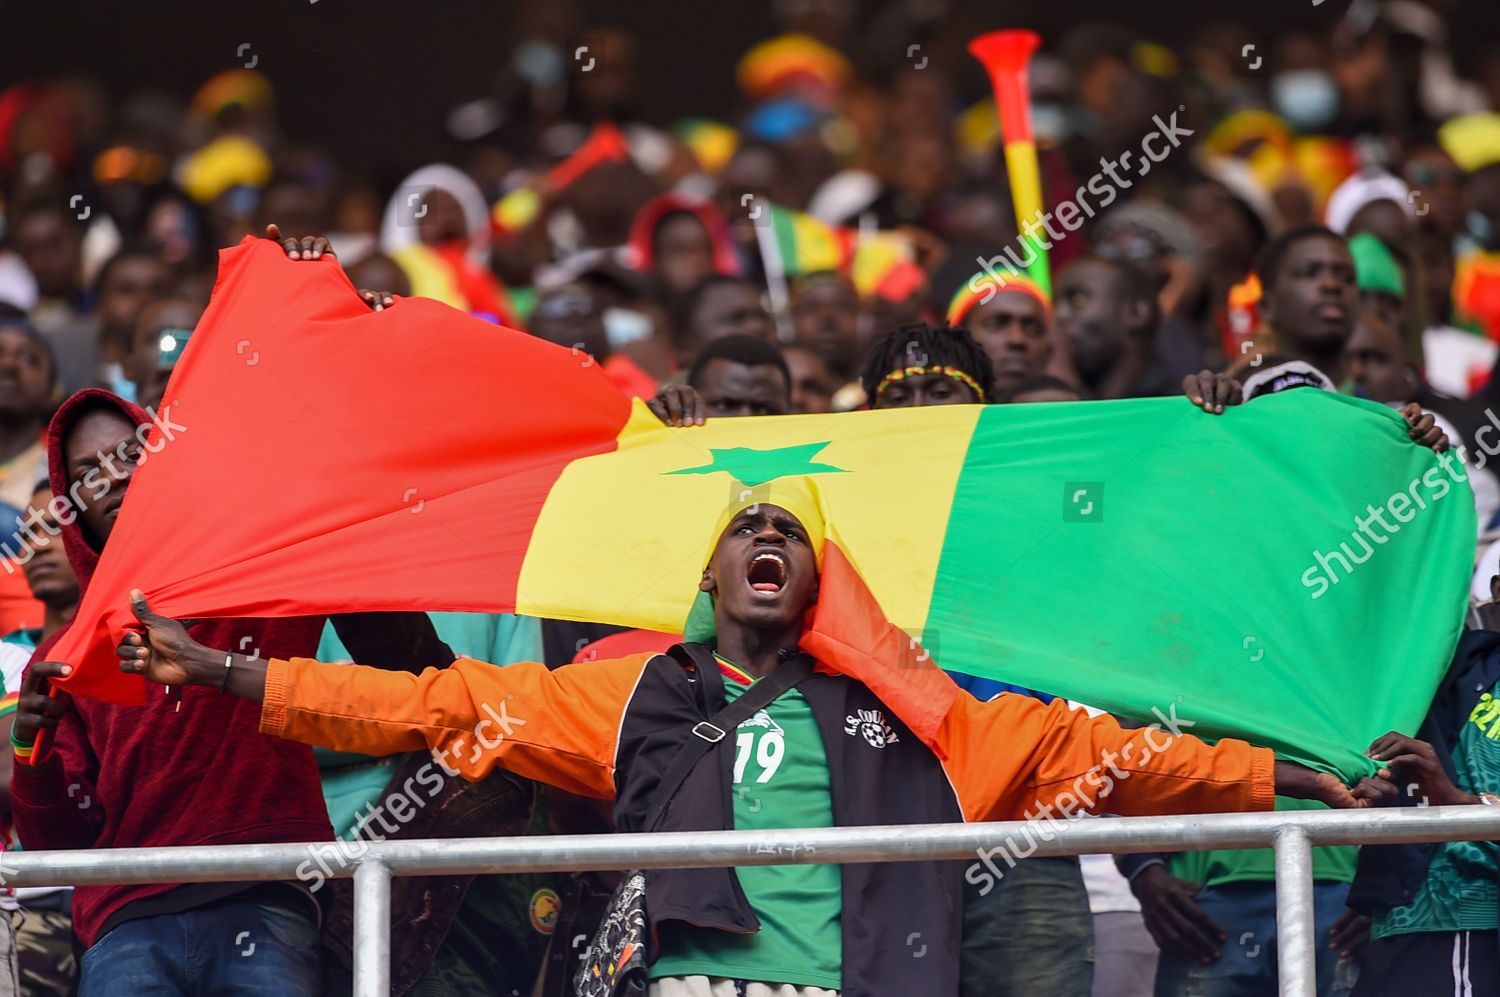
[747,550,788,595]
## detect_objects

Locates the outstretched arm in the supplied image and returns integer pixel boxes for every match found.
[939,693,1392,822]
[118,592,645,798]
[939,693,1275,821]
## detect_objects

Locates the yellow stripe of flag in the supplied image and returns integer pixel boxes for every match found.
[517,401,981,636]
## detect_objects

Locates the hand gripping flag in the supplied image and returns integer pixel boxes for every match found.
[48,238,1474,781]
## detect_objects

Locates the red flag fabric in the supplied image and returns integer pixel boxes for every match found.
[49,238,631,704]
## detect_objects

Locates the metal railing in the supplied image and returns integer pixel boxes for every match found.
[10,805,1499,996]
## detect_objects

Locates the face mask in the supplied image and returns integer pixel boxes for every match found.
[1467,210,1497,248]
[1030,103,1072,145]
[603,307,653,348]
[100,361,138,404]
[1270,70,1339,131]
[512,41,564,89]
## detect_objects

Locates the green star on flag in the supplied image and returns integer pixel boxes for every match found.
[665,442,847,487]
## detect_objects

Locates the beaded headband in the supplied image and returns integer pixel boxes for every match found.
[875,365,987,403]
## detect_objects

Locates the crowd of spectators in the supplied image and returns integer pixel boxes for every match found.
[4,0,1500,994]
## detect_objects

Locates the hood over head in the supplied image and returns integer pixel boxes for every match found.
[45,388,152,592]
[626,192,742,277]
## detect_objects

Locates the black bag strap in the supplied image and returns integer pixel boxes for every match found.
[643,645,814,832]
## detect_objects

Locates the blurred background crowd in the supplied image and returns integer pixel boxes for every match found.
[5,0,1500,994]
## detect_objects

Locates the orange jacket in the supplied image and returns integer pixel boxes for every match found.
[261,651,1276,821]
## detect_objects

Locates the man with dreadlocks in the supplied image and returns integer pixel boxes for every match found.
[860,323,996,408]
[861,320,1095,995]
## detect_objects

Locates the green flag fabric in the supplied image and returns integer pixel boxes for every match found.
[924,389,1473,780]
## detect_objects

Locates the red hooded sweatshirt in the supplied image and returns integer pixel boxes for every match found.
[10,389,333,948]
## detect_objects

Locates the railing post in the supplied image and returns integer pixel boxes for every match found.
[1274,826,1316,997]
[353,860,392,997]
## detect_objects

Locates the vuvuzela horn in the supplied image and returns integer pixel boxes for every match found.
[968,29,1051,295]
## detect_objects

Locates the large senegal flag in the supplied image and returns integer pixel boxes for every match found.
[49,239,1473,780]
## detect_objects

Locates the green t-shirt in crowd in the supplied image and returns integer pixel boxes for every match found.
[1373,682,1500,939]
[651,656,842,990]
[1168,797,1357,888]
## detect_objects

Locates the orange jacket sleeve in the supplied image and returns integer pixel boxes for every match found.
[935,693,1277,823]
[800,554,1277,823]
[260,653,654,799]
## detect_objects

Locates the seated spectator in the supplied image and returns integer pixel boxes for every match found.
[670,274,775,366]
[127,297,200,411]
[379,164,518,325]
[649,334,791,424]
[89,246,173,399]
[626,193,741,300]
[1347,232,1408,332]
[945,276,1052,399]
[1053,255,1167,399]
[1325,169,1416,249]
[11,201,96,394]
[790,271,861,387]
[529,283,661,399]
[1245,226,1358,384]
[1345,314,1426,405]
[783,344,836,414]
[1089,202,1209,380]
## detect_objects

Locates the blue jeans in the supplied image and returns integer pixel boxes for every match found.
[962,855,1094,997]
[1153,881,1358,997]
[78,894,320,996]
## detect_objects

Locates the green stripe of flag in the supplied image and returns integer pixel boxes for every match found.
[926,390,1472,780]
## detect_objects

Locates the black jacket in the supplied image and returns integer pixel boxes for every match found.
[614,644,965,997]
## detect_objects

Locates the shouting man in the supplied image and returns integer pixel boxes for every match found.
[109,483,1387,997]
